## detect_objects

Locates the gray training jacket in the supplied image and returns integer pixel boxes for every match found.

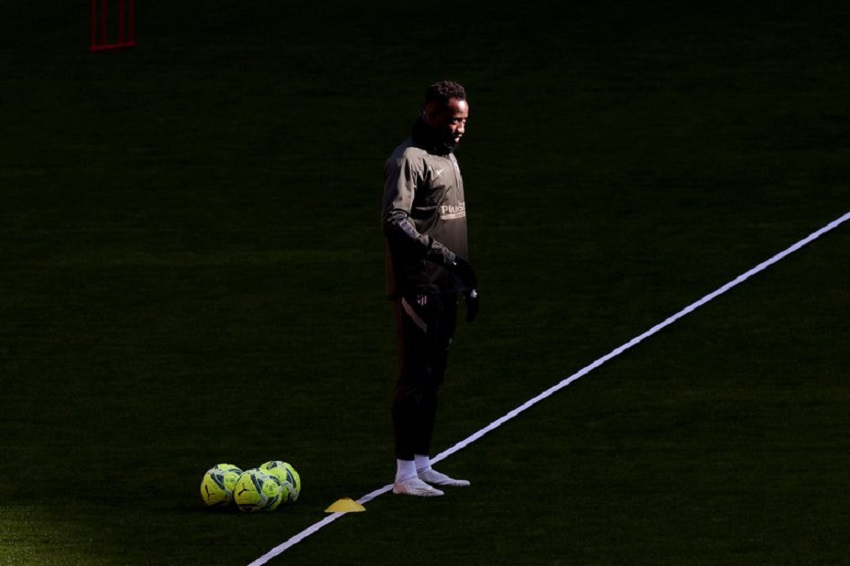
[382,136,469,298]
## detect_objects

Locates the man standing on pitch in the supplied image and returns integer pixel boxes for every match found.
[382,80,479,497]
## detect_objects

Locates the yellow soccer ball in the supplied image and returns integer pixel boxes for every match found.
[259,460,301,504]
[233,469,283,512]
[200,463,243,508]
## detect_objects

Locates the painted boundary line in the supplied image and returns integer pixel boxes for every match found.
[248,210,850,566]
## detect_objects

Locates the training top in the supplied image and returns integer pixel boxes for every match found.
[382,123,469,298]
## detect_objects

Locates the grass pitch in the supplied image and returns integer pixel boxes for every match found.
[2,1,849,564]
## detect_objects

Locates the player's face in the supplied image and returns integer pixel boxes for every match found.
[426,97,469,148]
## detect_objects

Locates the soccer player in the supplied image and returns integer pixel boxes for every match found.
[382,81,479,497]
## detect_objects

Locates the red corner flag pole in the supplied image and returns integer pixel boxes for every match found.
[90,0,136,52]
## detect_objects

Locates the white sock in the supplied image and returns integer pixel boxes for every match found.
[414,454,432,475]
[395,459,418,483]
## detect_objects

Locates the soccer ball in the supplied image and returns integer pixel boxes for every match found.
[200,463,243,508]
[259,460,301,504]
[233,469,283,512]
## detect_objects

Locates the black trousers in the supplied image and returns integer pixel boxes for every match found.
[392,292,458,460]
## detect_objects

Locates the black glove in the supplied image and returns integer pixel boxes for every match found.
[447,257,477,290]
[447,257,478,322]
[465,289,479,323]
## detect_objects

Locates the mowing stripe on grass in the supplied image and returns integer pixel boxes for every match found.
[248,210,850,566]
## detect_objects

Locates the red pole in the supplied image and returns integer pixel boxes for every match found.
[119,0,125,44]
[90,0,136,51]
[101,0,108,45]
[128,0,135,45]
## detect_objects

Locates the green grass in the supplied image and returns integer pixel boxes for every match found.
[2,1,849,564]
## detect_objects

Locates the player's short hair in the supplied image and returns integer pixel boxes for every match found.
[425,81,467,106]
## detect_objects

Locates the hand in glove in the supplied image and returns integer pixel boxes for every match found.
[447,257,477,290]
[447,257,479,323]
[465,289,479,323]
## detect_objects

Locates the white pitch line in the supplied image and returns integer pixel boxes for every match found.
[248,210,850,566]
